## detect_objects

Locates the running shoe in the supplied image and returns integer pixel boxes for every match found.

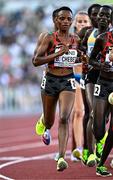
[100,131,108,145]
[81,149,89,165]
[42,129,51,145]
[54,153,60,162]
[70,153,80,162]
[96,166,112,177]
[35,114,46,135]
[87,154,96,167]
[57,157,68,171]
[72,147,82,160]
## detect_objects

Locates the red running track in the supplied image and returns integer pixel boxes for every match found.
[0,115,113,180]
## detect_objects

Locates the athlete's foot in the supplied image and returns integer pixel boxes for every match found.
[42,129,51,145]
[57,157,68,171]
[72,147,82,160]
[70,153,80,162]
[87,154,96,167]
[35,114,46,135]
[96,166,112,177]
[54,153,60,162]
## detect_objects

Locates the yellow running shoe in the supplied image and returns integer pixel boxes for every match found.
[87,154,96,167]
[57,157,68,171]
[35,114,46,135]
[72,148,82,160]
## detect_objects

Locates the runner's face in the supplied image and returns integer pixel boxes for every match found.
[90,7,100,28]
[97,7,112,28]
[74,14,91,32]
[57,10,73,31]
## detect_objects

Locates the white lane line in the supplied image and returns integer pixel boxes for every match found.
[0,157,24,160]
[0,152,60,180]
[0,139,58,153]
[0,151,113,179]
[0,152,112,169]
[0,174,14,180]
[0,153,56,169]
[0,150,71,169]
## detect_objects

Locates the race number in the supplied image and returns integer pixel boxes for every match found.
[41,74,46,89]
[68,78,76,89]
[94,84,100,96]
[80,78,85,90]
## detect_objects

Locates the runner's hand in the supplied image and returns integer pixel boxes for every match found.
[58,44,69,55]
[61,44,69,54]
[79,53,89,63]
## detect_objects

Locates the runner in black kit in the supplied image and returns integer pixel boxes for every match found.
[32,6,84,171]
[89,6,113,177]
[80,4,101,166]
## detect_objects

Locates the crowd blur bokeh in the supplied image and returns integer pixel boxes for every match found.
[0,2,50,114]
[0,0,111,115]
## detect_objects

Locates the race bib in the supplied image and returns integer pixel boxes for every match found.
[68,78,76,89]
[94,84,100,96]
[41,72,46,89]
[54,47,77,67]
[80,78,85,90]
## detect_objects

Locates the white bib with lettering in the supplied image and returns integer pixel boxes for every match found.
[54,47,78,67]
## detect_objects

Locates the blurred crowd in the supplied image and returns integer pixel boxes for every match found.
[0,7,49,113]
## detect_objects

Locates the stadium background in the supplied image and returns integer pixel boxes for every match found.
[0,0,113,116]
[0,1,113,179]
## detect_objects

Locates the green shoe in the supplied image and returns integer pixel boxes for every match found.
[96,166,112,177]
[35,114,46,135]
[81,149,89,165]
[100,131,108,145]
[87,154,96,167]
[96,142,103,159]
[57,157,68,171]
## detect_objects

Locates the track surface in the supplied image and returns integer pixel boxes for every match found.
[0,115,113,180]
